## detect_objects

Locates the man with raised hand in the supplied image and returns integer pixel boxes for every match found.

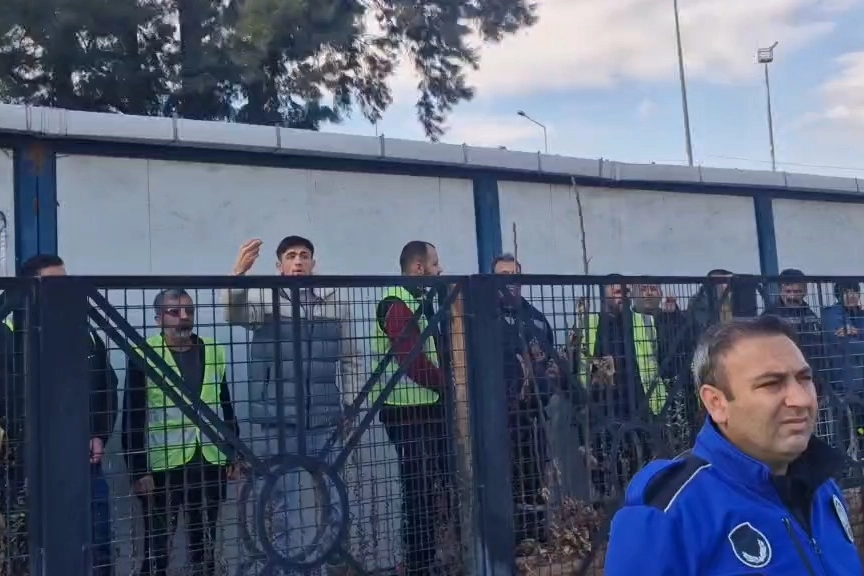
[223,236,361,574]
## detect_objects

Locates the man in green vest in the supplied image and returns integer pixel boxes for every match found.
[575,276,664,497]
[122,289,240,576]
[371,240,456,576]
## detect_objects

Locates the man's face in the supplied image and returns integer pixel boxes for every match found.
[604,284,626,312]
[418,246,442,276]
[780,282,806,306]
[844,289,860,309]
[37,264,67,277]
[494,259,521,297]
[157,295,195,341]
[277,244,315,276]
[711,273,732,298]
[636,284,662,311]
[702,334,816,472]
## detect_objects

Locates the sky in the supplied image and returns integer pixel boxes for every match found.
[321,0,864,179]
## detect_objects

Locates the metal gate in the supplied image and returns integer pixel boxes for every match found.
[19,275,472,576]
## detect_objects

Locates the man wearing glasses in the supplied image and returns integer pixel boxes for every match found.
[122,289,240,576]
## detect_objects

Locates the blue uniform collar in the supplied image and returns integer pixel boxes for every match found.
[693,419,844,496]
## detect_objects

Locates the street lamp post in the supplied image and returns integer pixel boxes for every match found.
[757,41,779,172]
[673,0,694,167]
[516,110,548,154]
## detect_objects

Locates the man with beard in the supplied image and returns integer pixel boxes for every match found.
[371,240,457,576]
[123,289,240,576]
[575,276,663,496]
[492,253,561,543]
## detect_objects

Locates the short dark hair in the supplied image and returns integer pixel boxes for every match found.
[834,280,860,301]
[692,315,798,398]
[491,253,520,272]
[276,236,314,259]
[153,288,193,312]
[779,268,805,279]
[20,254,65,278]
[707,268,733,277]
[399,241,433,272]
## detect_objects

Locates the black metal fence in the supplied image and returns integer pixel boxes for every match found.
[1,274,864,576]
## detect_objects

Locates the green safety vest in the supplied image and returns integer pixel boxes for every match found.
[372,286,440,406]
[135,334,228,470]
[579,312,666,415]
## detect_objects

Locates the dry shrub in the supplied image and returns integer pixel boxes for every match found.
[515,496,605,576]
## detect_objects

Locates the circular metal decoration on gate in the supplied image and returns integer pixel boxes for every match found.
[253,453,351,572]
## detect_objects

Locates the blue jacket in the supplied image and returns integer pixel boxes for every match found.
[605,421,860,575]
[821,304,864,392]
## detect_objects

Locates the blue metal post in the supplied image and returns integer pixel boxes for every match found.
[33,277,92,576]
[473,176,503,273]
[753,195,778,276]
[13,141,57,271]
[466,275,514,576]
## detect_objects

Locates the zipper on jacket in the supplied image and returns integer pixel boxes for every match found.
[784,517,817,576]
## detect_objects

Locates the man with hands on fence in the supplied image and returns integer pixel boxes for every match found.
[605,315,861,575]
[492,253,564,544]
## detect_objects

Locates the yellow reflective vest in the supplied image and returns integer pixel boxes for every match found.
[579,312,666,414]
[135,334,228,470]
[371,286,440,406]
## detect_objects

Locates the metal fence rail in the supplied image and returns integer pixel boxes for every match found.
[0,274,863,576]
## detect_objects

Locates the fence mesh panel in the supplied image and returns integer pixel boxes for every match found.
[86,279,468,576]
[5,274,864,576]
[503,276,864,575]
[0,286,29,576]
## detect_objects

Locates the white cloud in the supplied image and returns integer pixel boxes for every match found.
[388,0,849,100]
[819,51,864,125]
[636,98,656,119]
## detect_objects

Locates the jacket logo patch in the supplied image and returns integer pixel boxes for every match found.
[728,522,772,569]
[833,494,854,543]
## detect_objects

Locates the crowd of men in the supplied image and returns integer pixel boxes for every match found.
[0,240,863,576]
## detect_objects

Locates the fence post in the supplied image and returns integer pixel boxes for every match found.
[32,276,92,576]
[466,275,514,576]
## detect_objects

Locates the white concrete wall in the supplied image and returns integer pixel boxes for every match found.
[57,155,477,276]
[56,154,480,573]
[498,182,760,276]
[774,198,864,276]
[0,149,14,277]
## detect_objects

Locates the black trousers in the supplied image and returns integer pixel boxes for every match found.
[138,457,227,576]
[380,405,455,576]
[509,410,548,544]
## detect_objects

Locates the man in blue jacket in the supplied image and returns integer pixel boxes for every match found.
[605,315,861,575]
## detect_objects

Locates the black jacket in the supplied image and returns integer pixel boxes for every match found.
[762,301,827,382]
[0,322,117,446]
[88,330,119,445]
[498,294,558,406]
